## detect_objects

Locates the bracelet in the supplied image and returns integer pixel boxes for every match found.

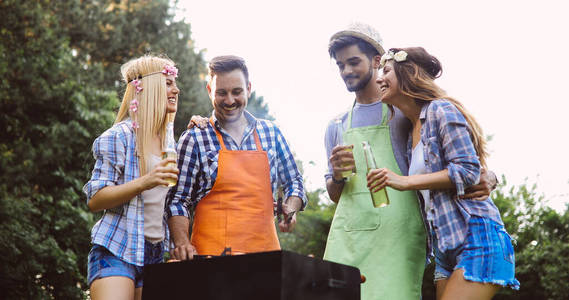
[332,176,346,184]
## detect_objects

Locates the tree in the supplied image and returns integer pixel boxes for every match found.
[0,0,209,298]
[277,171,569,299]
[247,91,274,121]
[0,1,114,297]
[49,0,211,137]
[278,189,336,258]
[492,178,569,300]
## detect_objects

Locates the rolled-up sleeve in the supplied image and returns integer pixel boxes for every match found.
[83,131,125,203]
[274,126,306,209]
[432,101,481,196]
[167,130,197,219]
[323,119,338,182]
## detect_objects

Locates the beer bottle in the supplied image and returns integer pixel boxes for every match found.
[162,121,177,187]
[334,119,356,178]
[362,141,389,207]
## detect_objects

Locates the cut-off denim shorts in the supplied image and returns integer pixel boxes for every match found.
[432,216,520,290]
[87,240,164,288]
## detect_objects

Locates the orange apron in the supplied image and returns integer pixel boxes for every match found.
[191,119,280,256]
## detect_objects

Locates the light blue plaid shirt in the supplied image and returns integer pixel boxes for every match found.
[410,99,503,253]
[167,110,305,219]
[83,119,169,267]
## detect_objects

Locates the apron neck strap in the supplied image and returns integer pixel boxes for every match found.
[347,101,389,129]
[347,102,354,130]
[209,117,262,151]
[380,102,389,126]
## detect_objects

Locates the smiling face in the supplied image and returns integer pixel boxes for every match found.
[207,69,251,125]
[376,60,400,104]
[335,44,375,92]
[165,74,179,113]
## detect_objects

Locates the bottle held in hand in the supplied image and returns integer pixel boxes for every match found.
[362,141,389,208]
[162,121,177,187]
[335,119,356,178]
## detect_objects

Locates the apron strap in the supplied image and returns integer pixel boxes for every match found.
[209,117,227,150]
[252,126,262,150]
[209,117,263,151]
[380,102,389,126]
[347,101,390,129]
[347,107,354,130]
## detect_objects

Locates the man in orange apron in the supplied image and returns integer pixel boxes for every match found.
[167,55,305,260]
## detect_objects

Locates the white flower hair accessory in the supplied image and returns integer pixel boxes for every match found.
[380,50,408,68]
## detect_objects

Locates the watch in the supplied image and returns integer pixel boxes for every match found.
[332,176,346,184]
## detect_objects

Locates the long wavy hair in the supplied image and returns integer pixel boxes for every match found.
[389,47,488,168]
[115,55,176,175]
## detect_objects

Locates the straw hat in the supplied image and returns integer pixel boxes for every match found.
[329,22,385,55]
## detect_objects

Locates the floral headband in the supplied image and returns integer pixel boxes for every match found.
[129,64,178,129]
[380,50,408,68]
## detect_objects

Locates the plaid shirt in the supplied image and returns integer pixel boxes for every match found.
[83,120,169,267]
[167,111,305,219]
[409,99,503,253]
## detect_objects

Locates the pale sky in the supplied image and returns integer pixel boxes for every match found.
[177,0,569,211]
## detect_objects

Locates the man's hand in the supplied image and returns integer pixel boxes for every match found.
[329,144,355,181]
[170,242,198,261]
[460,169,498,200]
[279,196,302,232]
[187,115,209,129]
[168,216,196,260]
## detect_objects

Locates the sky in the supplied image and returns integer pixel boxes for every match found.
[177,0,569,211]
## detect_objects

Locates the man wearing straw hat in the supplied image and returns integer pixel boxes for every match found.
[322,22,498,299]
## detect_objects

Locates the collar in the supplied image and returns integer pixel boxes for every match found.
[210,110,257,132]
[419,101,430,121]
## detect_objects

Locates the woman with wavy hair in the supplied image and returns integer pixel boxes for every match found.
[83,55,180,299]
[369,47,519,299]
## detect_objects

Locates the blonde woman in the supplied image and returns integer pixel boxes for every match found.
[369,47,520,299]
[83,55,180,300]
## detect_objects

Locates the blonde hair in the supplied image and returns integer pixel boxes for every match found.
[389,47,488,168]
[115,55,176,175]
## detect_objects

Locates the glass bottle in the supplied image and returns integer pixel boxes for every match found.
[162,121,177,187]
[335,119,356,178]
[362,141,389,207]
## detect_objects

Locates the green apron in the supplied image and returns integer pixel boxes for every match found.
[323,103,426,300]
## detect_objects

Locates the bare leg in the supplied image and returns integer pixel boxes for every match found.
[440,269,500,300]
[436,278,448,300]
[134,287,142,300]
[90,276,135,300]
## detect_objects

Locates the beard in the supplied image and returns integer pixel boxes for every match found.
[344,64,373,92]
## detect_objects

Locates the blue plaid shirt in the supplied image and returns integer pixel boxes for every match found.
[409,99,503,253]
[83,119,169,267]
[167,111,305,219]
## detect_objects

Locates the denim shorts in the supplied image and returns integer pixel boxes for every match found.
[87,240,164,288]
[432,216,520,289]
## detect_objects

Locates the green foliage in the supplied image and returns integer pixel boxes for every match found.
[48,0,212,137]
[492,177,569,300]
[247,91,274,121]
[278,189,336,258]
[277,174,569,300]
[0,0,209,298]
[422,178,569,300]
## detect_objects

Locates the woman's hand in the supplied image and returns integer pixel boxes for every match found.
[187,115,209,129]
[367,168,410,192]
[88,158,179,212]
[140,158,179,190]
